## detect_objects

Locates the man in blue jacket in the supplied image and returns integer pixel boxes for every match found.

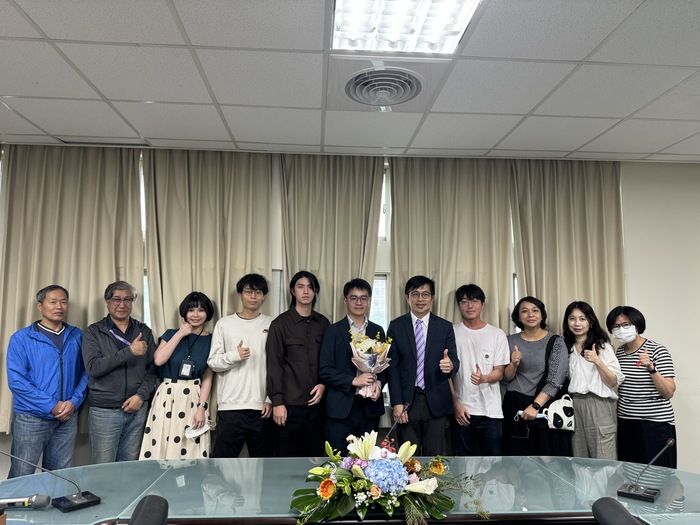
[6,285,88,478]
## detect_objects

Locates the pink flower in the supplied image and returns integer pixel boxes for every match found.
[408,473,420,484]
[369,485,382,499]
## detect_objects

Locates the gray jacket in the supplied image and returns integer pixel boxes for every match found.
[82,316,158,408]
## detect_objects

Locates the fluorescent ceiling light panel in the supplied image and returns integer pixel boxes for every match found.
[332,0,480,54]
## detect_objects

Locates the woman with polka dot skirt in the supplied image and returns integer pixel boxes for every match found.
[140,292,215,459]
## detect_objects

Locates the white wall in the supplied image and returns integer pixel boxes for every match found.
[620,162,700,473]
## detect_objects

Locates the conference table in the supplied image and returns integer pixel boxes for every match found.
[0,456,697,524]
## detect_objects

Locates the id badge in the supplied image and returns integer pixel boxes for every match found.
[179,359,195,379]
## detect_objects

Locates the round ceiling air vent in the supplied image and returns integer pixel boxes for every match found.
[344,68,423,106]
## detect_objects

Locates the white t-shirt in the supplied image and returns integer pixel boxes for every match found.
[452,322,510,418]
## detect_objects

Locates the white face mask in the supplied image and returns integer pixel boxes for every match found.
[613,325,637,343]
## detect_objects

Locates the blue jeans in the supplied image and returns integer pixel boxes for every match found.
[9,412,77,478]
[89,404,148,463]
[451,415,502,456]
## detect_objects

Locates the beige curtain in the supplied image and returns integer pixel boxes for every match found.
[280,154,384,321]
[389,158,513,327]
[509,159,625,331]
[143,150,276,333]
[0,145,143,432]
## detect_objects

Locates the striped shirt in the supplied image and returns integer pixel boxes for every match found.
[616,339,675,424]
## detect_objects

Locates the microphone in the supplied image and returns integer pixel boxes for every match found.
[617,438,675,502]
[0,448,101,513]
[0,494,51,509]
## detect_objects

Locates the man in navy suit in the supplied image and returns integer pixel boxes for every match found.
[320,279,387,454]
[386,275,459,455]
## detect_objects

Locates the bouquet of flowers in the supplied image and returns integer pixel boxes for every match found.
[290,431,488,525]
[350,332,391,399]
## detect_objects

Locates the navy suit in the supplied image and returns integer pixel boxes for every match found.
[319,318,386,452]
[386,312,458,454]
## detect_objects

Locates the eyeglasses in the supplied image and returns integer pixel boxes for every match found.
[459,299,481,306]
[109,297,134,306]
[409,291,432,300]
[242,289,264,297]
[612,322,633,330]
[347,295,370,304]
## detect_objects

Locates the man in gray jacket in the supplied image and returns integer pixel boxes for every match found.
[82,281,158,463]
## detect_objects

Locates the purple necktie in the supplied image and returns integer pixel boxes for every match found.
[415,319,425,389]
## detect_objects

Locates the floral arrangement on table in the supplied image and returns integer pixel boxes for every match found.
[350,332,391,399]
[290,431,488,525]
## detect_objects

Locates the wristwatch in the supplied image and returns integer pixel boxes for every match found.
[197,402,209,410]
[531,401,542,411]
[648,367,658,374]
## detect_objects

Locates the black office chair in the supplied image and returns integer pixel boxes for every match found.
[592,497,642,525]
[128,495,169,525]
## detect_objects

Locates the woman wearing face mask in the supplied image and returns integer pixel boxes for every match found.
[502,296,570,456]
[605,306,677,468]
[563,301,624,459]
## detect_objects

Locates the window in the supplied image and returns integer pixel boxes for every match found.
[371,274,389,331]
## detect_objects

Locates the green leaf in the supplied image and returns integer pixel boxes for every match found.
[356,505,367,520]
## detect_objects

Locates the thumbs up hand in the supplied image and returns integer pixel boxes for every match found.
[439,348,453,375]
[130,332,148,356]
[237,340,251,360]
[470,363,485,385]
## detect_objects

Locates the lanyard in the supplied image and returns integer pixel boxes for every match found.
[109,329,132,346]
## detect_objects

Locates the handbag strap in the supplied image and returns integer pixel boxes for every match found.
[535,334,560,394]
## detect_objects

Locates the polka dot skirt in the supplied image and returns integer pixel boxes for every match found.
[139,378,210,460]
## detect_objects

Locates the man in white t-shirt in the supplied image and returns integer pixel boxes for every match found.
[450,284,509,456]
[208,274,273,457]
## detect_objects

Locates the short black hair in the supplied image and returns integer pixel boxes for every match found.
[290,270,320,308]
[178,291,215,322]
[606,305,646,334]
[511,296,548,329]
[37,285,69,303]
[562,300,610,352]
[343,278,372,298]
[236,273,269,295]
[104,281,137,301]
[455,284,485,304]
[404,275,435,296]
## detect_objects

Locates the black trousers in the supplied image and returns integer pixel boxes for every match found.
[396,391,446,456]
[326,396,380,455]
[274,404,326,457]
[211,409,274,458]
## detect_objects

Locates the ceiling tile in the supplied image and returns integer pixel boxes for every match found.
[239,143,322,153]
[591,1,700,66]
[3,99,138,137]
[536,64,694,118]
[412,114,521,149]
[0,134,60,144]
[325,111,423,148]
[198,49,323,107]
[634,73,700,121]
[326,146,406,155]
[174,0,325,50]
[567,152,647,160]
[581,119,700,153]
[148,139,237,150]
[434,59,574,114]
[222,107,321,144]
[0,103,43,134]
[407,148,488,157]
[646,154,700,162]
[0,0,41,37]
[15,0,183,44]
[114,102,229,141]
[58,44,211,103]
[499,116,619,150]
[487,150,568,158]
[463,0,643,60]
[0,41,98,98]
[659,133,700,155]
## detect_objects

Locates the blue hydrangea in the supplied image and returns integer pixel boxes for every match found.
[364,458,409,495]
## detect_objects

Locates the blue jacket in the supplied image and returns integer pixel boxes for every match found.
[6,322,88,419]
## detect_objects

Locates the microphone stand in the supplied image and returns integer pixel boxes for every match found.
[617,439,675,503]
